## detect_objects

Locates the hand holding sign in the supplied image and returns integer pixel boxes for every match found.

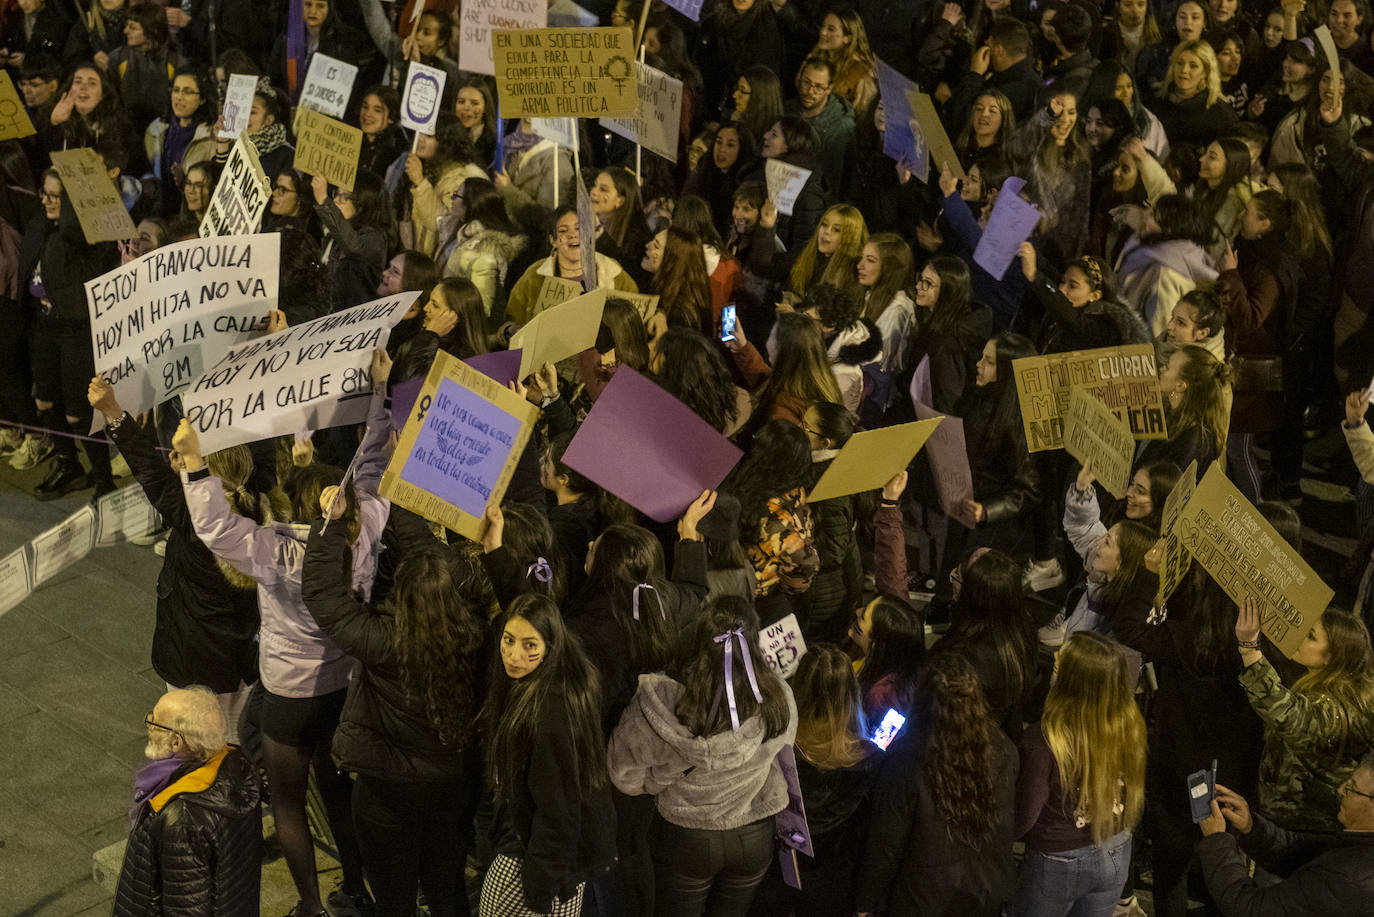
[1236,595,1262,646]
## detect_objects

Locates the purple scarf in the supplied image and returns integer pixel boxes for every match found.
[130,756,185,825]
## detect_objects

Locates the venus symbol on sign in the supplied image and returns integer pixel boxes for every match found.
[416,394,431,422]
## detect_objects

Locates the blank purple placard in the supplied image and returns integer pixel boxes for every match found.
[390,349,522,430]
[398,377,524,518]
[562,367,743,523]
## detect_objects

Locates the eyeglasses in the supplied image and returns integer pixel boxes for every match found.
[799,78,831,94]
[273,185,296,194]
[144,712,176,733]
[184,181,208,191]
[1342,779,1374,802]
[171,86,201,96]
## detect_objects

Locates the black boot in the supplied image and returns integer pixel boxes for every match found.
[34,459,87,500]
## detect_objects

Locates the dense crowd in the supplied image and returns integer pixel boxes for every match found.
[5,0,1374,913]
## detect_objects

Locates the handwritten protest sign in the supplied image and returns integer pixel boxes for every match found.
[1013,344,1166,452]
[199,135,271,237]
[50,148,137,243]
[509,288,607,378]
[381,350,539,541]
[765,159,812,216]
[876,59,926,180]
[563,367,743,522]
[775,746,814,857]
[86,234,279,428]
[0,71,36,140]
[493,27,637,118]
[388,350,524,430]
[95,485,161,547]
[809,418,942,503]
[613,290,659,323]
[576,170,598,287]
[221,73,257,139]
[909,90,965,182]
[0,547,32,618]
[1063,385,1135,499]
[530,117,576,149]
[1177,464,1332,657]
[300,52,357,119]
[973,176,1040,279]
[1156,459,1198,609]
[400,61,447,134]
[600,61,683,162]
[294,107,362,191]
[459,0,548,76]
[533,275,583,315]
[914,402,976,528]
[183,292,417,453]
[32,506,96,586]
[759,613,807,678]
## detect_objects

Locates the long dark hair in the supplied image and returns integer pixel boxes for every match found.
[498,501,566,602]
[347,170,398,246]
[1194,137,1252,233]
[481,593,607,793]
[737,65,784,144]
[582,525,678,673]
[915,651,1002,846]
[725,419,813,543]
[918,255,972,340]
[597,166,646,247]
[391,548,488,744]
[671,595,792,739]
[423,111,479,183]
[1098,519,1158,612]
[651,327,739,433]
[458,176,521,234]
[942,549,1035,702]
[858,594,926,699]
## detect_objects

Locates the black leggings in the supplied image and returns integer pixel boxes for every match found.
[653,817,774,917]
[352,772,477,917]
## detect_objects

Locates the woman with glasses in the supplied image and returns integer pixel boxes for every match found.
[180,160,220,229]
[1236,594,1374,831]
[145,66,215,214]
[264,169,317,236]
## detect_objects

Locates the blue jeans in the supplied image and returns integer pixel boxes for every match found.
[1010,830,1131,917]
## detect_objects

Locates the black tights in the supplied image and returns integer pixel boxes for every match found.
[262,732,366,912]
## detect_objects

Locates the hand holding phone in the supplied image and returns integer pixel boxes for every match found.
[720,303,738,343]
[870,708,906,750]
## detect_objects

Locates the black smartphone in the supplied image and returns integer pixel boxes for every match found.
[720,303,737,342]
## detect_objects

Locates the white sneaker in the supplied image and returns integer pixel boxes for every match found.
[1038,611,1068,647]
[9,435,54,470]
[1023,558,1065,592]
[0,427,22,453]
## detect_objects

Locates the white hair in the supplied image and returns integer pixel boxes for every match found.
[163,686,227,760]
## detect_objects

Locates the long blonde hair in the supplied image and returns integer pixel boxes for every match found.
[811,8,875,98]
[1293,609,1374,748]
[1042,632,1146,844]
[207,444,289,588]
[1162,40,1223,107]
[789,204,868,298]
[1168,343,1233,460]
[793,644,871,769]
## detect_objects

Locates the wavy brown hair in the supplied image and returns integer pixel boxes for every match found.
[392,548,488,745]
[916,651,1001,845]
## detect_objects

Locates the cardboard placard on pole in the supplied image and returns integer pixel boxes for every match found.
[399,60,447,134]
[1176,463,1333,658]
[909,90,965,182]
[0,71,36,140]
[293,107,363,191]
[459,0,549,76]
[1063,385,1135,499]
[221,72,258,139]
[492,27,638,118]
[1013,344,1167,452]
[808,418,943,503]
[1156,459,1199,610]
[380,350,539,541]
[49,148,138,243]
[299,52,358,118]
[600,61,683,162]
[199,134,272,237]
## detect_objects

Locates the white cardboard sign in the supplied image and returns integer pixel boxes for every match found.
[0,547,32,617]
[765,159,812,216]
[400,61,447,134]
[221,73,258,139]
[300,53,358,119]
[459,0,548,77]
[759,613,808,679]
[600,61,683,162]
[199,135,271,238]
[32,506,96,586]
[96,485,161,547]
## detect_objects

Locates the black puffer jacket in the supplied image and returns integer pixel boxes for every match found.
[107,414,259,693]
[112,748,262,917]
[800,452,863,643]
[301,516,483,782]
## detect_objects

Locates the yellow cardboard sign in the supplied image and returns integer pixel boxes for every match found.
[808,418,942,503]
[1013,343,1167,453]
[1064,386,1135,499]
[532,275,584,316]
[493,27,637,118]
[0,72,35,140]
[1156,459,1199,610]
[380,350,539,542]
[49,149,137,243]
[908,90,965,182]
[509,287,608,378]
[293,107,362,192]
[1177,464,1332,658]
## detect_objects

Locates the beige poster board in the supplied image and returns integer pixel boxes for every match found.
[532,275,584,316]
[493,27,637,118]
[1013,344,1166,453]
[908,90,965,182]
[1177,464,1332,658]
[380,350,539,541]
[199,134,271,237]
[1156,459,1198,609]
[0,72,35,140]
[293,107,362,192]
[509,288,607,378]
[808,418,942,503]
[1064,386,1135,499]
[49,149,137,242]
[600,60,683,162]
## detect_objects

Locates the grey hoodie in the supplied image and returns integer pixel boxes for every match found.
[608,672,798,831]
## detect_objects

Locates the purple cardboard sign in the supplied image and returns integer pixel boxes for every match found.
[397,376,524,519]
[909,355,932,408]
[876,59,928,180]
[775,745,814,857]
[972,176,1039,280]
[390,349,523,430]
[562,367,743,523]
[914,401,977,529]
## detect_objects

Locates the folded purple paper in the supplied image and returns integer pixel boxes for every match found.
[972,176,1039,280]
[562,367,743,523]
[390,349,523,430]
